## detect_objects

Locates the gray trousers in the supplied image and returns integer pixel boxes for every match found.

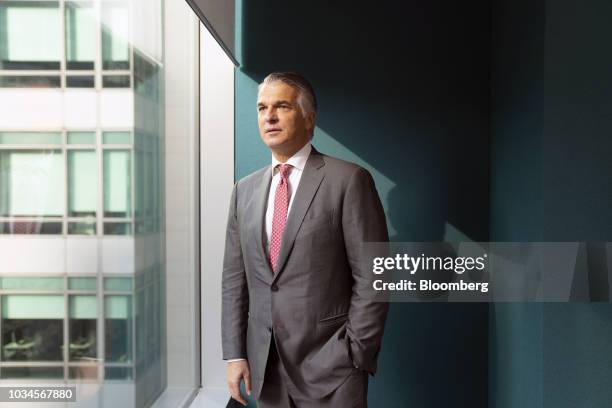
[257,340,368,408]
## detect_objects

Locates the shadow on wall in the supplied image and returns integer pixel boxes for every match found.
[236,1,491,406]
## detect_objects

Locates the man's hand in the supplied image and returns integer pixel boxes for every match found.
[227,360,251,406]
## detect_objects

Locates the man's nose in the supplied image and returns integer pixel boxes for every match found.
[264,108,278,122]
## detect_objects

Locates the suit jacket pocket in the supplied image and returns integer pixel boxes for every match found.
[318,312,349,327]
[299,210,333,236]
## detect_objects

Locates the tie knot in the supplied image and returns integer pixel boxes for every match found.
[277,163,292,179]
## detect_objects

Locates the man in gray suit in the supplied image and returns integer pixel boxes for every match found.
[222,72,389,407]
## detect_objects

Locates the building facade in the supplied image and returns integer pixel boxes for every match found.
[0,0,165,406]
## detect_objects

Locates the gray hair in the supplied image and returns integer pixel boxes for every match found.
[258,72,318,118]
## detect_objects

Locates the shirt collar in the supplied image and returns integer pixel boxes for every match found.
[271,142,312,172]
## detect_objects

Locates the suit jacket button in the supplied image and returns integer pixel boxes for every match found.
[271,284,279,292]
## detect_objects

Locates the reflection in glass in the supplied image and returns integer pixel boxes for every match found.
[65,1,95,70]
[0,150,64,217]
[105,296,132,363]
[1,296,64,361]
[103,222,132,235]
[103,131,131,145]
[0,277,63,291]
[69,296,97,361]
[67,131,95,145]
[103,75,130,88]
[104,277,132,292]
[69,365,98,380]
[0,132,62,145]
[0,221,63,234]
[103,150,131,218]
[67,75,95,87]
[0,76,61,87]
[101,1,129,70]
[68,221,96,235]
[0,1,61,70]
[0,367,63,379]
[69,277,97,291]
[68,150,97,217]
[105,366,132,380]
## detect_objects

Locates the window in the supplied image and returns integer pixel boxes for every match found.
[0,1,62,70]
[0,149,64,218]
[101,0,129,70]
[65,1,95,70]
[0,0,133,89]
[104,296,132,363]
[0,130,140,235]
[69,295,97,361]
[1,295,64,362]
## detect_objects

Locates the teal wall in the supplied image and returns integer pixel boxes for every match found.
[234,0,612,407]
[235,2,490,407]
[490,1,612,408]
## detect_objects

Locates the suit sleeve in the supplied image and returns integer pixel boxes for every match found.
[342,167,389,375]
[221,183,249,360]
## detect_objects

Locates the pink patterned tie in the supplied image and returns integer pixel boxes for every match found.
[269,164,292,273]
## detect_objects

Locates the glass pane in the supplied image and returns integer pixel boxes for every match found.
[68,150,97,217]
[2,296,64,361]
[2,296,64,319]
[105,366,132,380]
[0,1,61,70]
[0,132,62,145]
[69,296,97,361]
[68,221,96,235]
[67,75,95,87]
[102,75,130,88]
[69,277,97,291]
[103,222,132,235]
[103,132,131,145]
[65,1,95,70]
[105,296,132,363]
[0,221,63,235]
[69,366,99,380]
[0,75,60,87]
[103,150,131,217]
[70,295,97,318]
[104,277,132,292]
[0,277,63,291]
[0,150,64,217]
[1,367,63,379]
[101,1,129,70]
[67,131,95,145]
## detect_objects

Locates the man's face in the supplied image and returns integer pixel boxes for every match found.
[257,82,314,155]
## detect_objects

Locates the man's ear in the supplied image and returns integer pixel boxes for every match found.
[306,112,316,135]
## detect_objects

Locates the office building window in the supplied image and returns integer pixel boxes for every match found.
[68,295,97,361]
[0,130,141,235]
[0,0,134,89]
[65,1,95,70]
[0,149,64,218]
[68,149,97,217]
[104,295,132,363]
[103,149,131,218]
[101,0,129,70]
[1,295,64,361]
[0,1,62,70]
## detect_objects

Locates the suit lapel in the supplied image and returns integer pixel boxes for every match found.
[272,149,326,283]
[253,166,274,284]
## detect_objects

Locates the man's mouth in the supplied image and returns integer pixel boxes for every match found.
[266,128,282,134]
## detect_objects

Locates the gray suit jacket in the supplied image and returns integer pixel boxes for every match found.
[221,147,389,400]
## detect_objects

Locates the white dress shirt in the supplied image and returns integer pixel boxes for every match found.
[227,142,312,363]
[264,142,312,251]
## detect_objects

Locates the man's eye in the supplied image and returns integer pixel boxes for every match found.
[279,105,290,110]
